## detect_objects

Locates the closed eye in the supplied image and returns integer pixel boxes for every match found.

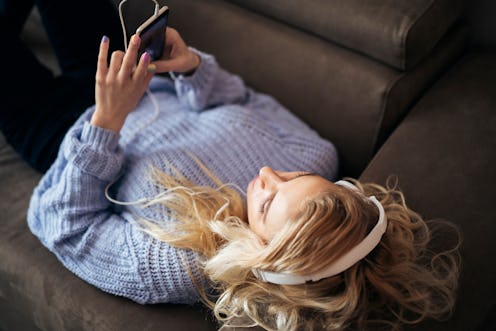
[260,172,318,222]
[259,195,275,215]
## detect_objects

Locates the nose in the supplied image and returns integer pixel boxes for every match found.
[259,166,282,189]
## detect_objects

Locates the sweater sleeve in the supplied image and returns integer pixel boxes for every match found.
[172,48,249,111]
[27,121,203,304]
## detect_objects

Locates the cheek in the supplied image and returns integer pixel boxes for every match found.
[247,207,260,232]
[250,222,268,243]
[246,183,260,225]
[246,197,258,229]
[246,202,265,238]
[245,184,270,241]
[246,190,253,220]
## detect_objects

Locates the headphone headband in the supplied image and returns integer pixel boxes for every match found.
[252,180,388,285]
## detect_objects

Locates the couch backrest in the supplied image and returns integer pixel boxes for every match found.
[227,0,463,71]
[138,0,466,177]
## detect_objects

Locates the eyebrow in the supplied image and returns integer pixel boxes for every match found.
[262,172,318,224]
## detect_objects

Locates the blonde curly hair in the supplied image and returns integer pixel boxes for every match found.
[135,163,461,331]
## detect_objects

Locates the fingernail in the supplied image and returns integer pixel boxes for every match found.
[102,35,109,43]
[142,52,150,62]
[147,64,156,72]
[133,34,140,45]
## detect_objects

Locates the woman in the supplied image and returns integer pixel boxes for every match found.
[0,1,461,330]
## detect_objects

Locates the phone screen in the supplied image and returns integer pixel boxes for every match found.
[137,8,169,61]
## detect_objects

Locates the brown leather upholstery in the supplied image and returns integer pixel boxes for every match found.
[227,0,463,70]
[1,1,494,330]
[361,51,496,331]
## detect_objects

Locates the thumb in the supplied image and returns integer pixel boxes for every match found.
[153,57,188,74]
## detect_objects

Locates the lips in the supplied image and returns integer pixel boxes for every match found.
[253,175,259,187]
[249,175,259,190]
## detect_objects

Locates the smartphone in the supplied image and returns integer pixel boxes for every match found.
[135,6,169,62]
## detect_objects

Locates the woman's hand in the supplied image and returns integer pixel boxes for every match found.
[153,27,201,74]
[91,35,156,133]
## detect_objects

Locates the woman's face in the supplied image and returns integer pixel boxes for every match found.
[246,166,336,242]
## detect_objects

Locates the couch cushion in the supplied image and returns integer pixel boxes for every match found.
[360,51,496,330]
[116,0,464,71]
[165,0,468,177]
[226,0,463,70]
[0,134,218,331]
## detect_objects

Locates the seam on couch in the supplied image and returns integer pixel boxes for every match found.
[373,22,468,165]
[400,0,436,70]
[372,67,405,166]
[361,51,474,178]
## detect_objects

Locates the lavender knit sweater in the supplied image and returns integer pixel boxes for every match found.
[27,49,339,305]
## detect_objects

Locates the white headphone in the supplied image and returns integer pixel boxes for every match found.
[102,1,165,203]
[252,180,388,285]
[116,0,163,145]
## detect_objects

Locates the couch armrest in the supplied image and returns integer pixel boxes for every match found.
[360,51,496,330]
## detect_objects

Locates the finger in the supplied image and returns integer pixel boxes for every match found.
[164,28,187,52]
[96,36,110,79]
[165,27,182,45]
[121,34,140,76]
[143,68,156,86]
[109,50,125,77]
[134,51,154,80]
[154,56,187,73]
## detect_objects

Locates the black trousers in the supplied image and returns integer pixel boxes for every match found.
[0,0,125,173]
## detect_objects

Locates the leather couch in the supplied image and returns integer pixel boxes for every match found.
[1,0,494,330]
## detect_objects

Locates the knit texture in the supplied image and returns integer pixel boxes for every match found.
[27,49,339,305]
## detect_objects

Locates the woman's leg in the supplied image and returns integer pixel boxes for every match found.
[0,0,124,173]
[0,0,34,33]
[35,0,125,74]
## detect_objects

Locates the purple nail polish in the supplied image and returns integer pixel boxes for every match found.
[102,35,109,43]
[142,52,150,62]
